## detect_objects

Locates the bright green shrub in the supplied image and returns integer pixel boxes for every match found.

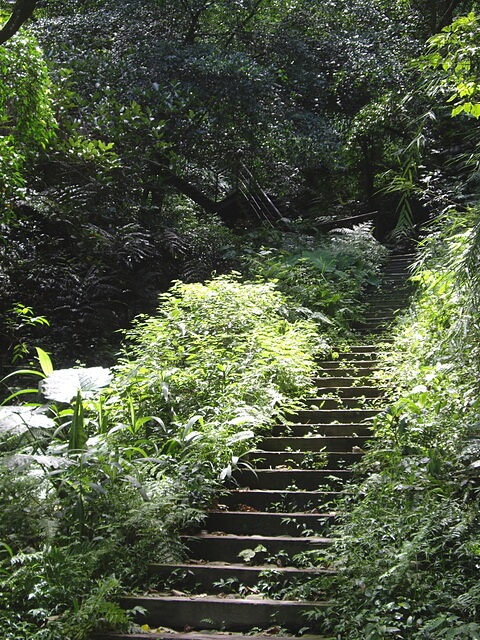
[111,274,323,469]
[0,32,56,205]
[0,273,325,638]
[242,224,388,334]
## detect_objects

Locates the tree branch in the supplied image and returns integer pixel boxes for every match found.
[0,0,38,46]
[224,0,265,47]
[438,0,463,31]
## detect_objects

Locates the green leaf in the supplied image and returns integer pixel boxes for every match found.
[226,429,255,446]
[0,406,55,435]
[69,390,86,451]
[35,347,54,376]
[40,367,112,403]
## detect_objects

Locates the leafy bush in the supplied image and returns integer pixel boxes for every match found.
[242,223,387,335]
[0,31,56,207]
[111,274,323,468]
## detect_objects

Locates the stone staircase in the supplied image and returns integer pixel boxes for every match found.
[95,253,414,640]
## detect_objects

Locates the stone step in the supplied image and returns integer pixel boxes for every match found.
[271,423,372,437]
[381,275,412,281]
[380,269,413,277]
[312,377,367,387]
[204,510,337,536]
[247,450,362,469]
[119,594,328,633]
[316,359,380,370]
[303,397,374,409]
[363,310,397,317]
[231,468,353,490]
[367,296,410,305]
[258,435,371,451]
[379,263,412,273]
[148,562,335,591]
[314,386,382,398]
[385,257,415,263]
[330,345,378,362]
[314,366,377,378]
[93,634,332,640]
[330,351,378,361]
[353,327,387,335]
[271,422,372,438]
[181,533,334,563]
[379,281,412,290]
[222,490,343,512]
[287,408,380,423]
[347,345,378,353]
[382,266,412,273]
[353,320,391,330]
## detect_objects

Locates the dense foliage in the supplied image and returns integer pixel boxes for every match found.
[3,0,480,638]
[305,15,480,637]
[0,212,388,637]
[0,0,453,367]
[0,276,323,639]
[315,213,480,639]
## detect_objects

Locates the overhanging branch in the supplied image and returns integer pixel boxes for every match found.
[0,0,38,46]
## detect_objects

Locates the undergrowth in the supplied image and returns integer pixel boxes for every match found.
[241,223,388,337]
[0,273,320,639]
[315,211,480,639]
[0,223,386,638]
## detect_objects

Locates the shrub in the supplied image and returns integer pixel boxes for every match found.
[110,274,323,470]
[241,223,388,335]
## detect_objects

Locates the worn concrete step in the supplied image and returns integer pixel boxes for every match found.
[312,377,367,387]
[204,510,337,536]
[303,397,374,409]
[331,349,378,360]
[363,310,397,317]
[353,319,391,330]
[119,595,328,633]
[93,634,332,640]
[247,450,362,470]
[148,562,335,591]
[385,256,415,262]
[316,359,380,370]
[381,271,413,278]
[376,272,411,278]
[314,386,381,398]
[360,317,395,325]
[353,327,388,336]
[367,296,410,305]
[271,423,372,437]
[382,263,414,270]
[181,533,334,563]
[382,265,413,272]
[379,282,412,290]
[231,468,353,490]
[315,365,376,378]
[287,408,380,424]
[95,634,333,640]
[222,489,343,512]
[259,435,371,451]
[347,345,379,353]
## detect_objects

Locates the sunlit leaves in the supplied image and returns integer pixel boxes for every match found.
[420,12,480,118]
[0,31,56,205]
[112,274,321,467]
